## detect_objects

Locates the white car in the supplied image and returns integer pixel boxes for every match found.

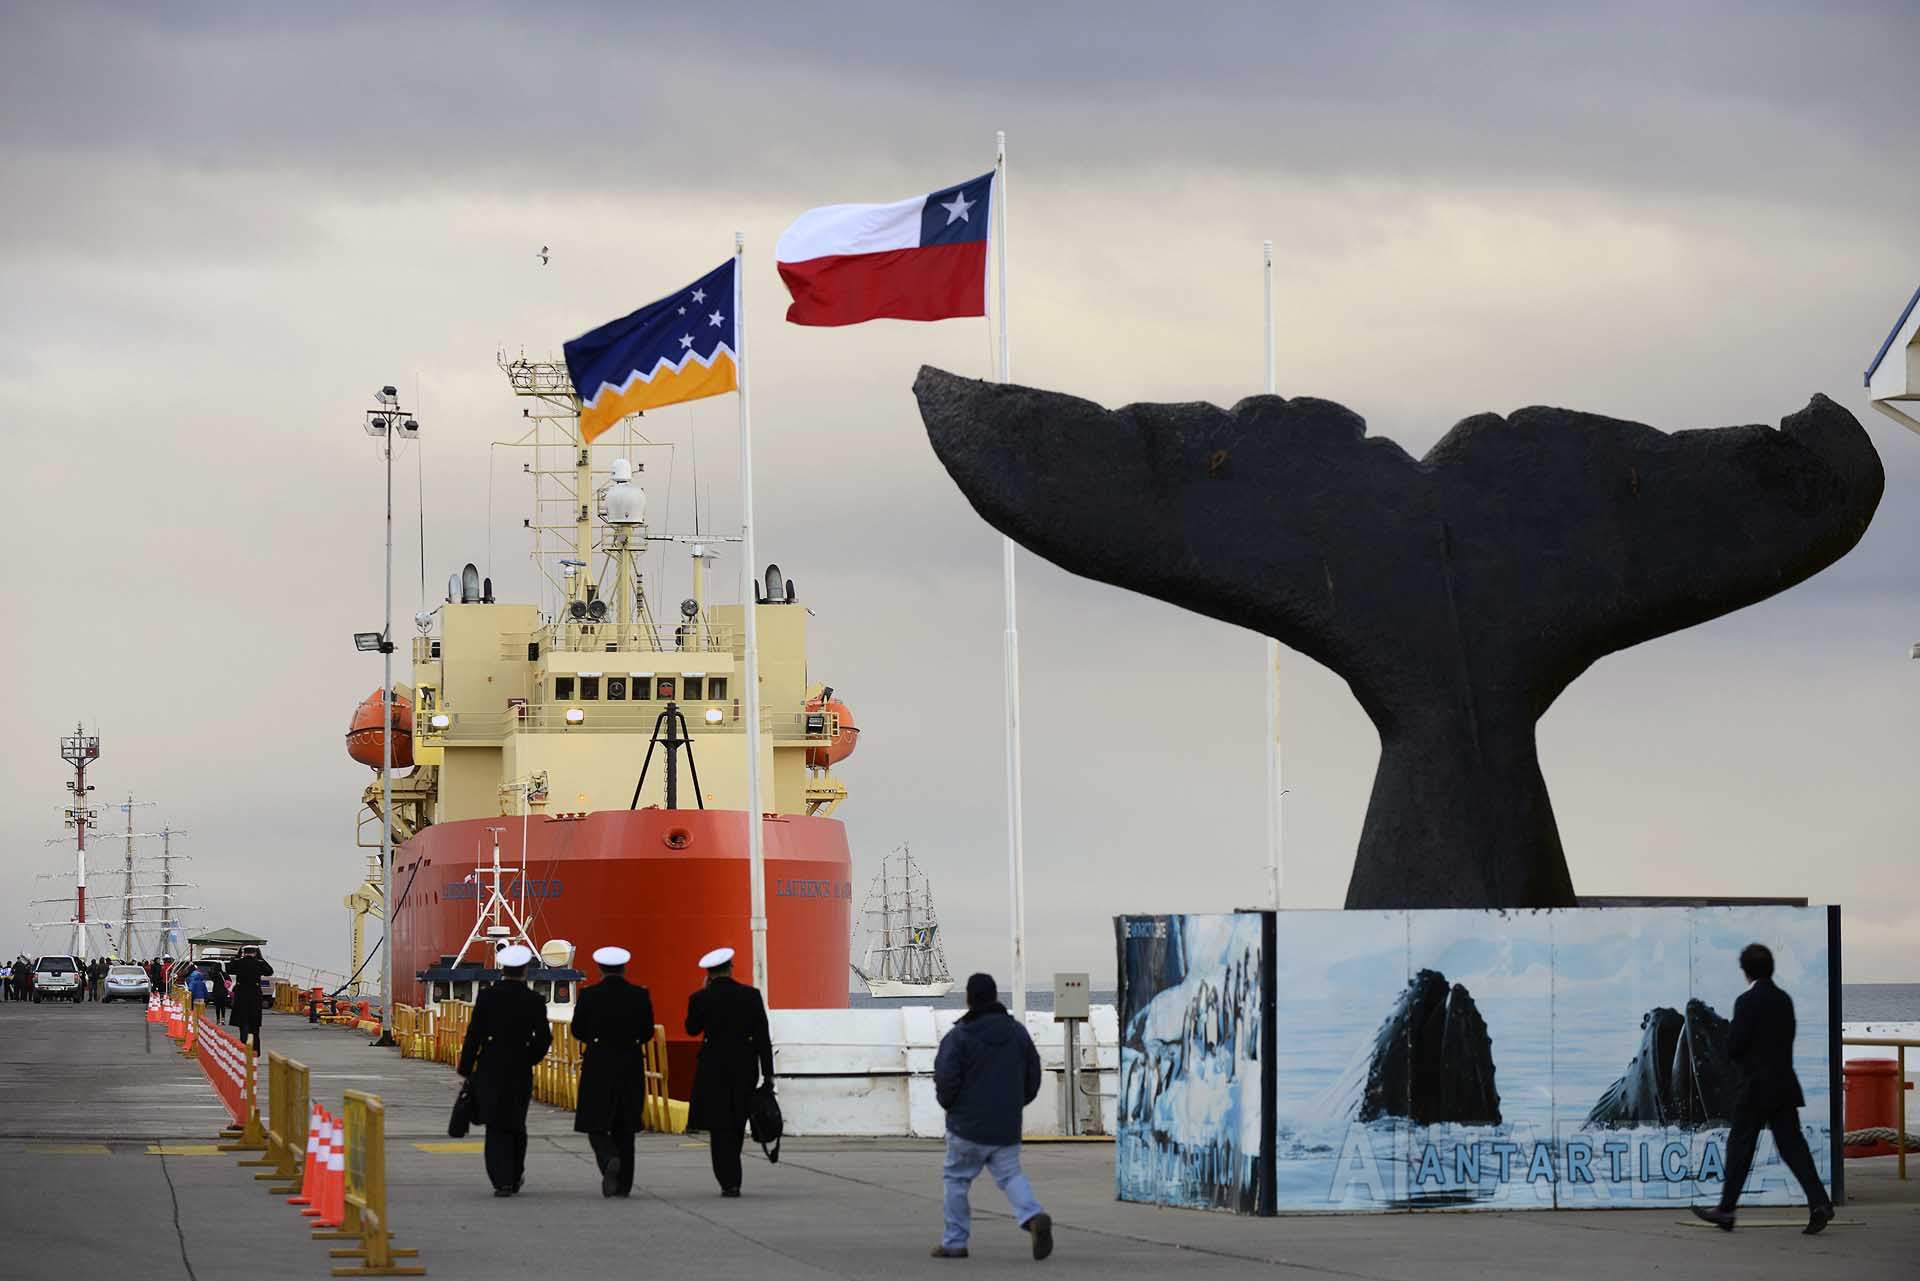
[32,955,83,1003]
[103,965,151,1003]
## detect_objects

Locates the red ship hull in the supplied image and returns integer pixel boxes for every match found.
[392,808,852,1096]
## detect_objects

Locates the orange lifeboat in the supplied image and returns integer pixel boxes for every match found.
[346,689,413,770]
[805,693,858,769]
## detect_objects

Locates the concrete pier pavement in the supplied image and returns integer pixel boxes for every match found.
[3,1001,1917,1280]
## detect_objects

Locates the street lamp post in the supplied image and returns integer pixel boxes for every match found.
[361,387,417,1048]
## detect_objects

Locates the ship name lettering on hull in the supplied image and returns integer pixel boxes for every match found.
[775,879,853,900]
[442,878,564,901]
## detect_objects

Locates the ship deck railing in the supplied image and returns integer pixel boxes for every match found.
[519,623,743,657]
[431,704,829,742]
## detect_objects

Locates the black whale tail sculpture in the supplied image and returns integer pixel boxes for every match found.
[1585,998,1734,1128]
[1358,969,1501,1126]
[913,369,1884,908]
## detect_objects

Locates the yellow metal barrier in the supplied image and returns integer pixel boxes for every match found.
[328,1091,425,1277]
[254,1053,311,1192]
[220,1030,270,1154]
[643,1024,677,1133]
[390,1004,433,1060]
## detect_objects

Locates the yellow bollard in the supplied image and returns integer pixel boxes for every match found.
[328,1092,425,1277]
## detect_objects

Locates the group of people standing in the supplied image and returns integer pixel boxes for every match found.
[3,956,34,1000]
[452,944,1054,1259]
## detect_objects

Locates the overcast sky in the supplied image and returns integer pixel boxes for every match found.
[3,1,1916,988]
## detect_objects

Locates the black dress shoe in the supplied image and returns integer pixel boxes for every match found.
[602,1169,619,1198]
[721,1187,741,1198]
[929,1246,969,1258]
[1691,1205,1735,1231]
[511,1178,524,1194]
[1805,1205,1835,1235]
[493,1187,514,1197]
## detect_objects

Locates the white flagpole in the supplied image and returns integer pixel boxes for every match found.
[995,131,1028,1020]
[1263,240,1283,910]
[735,231,771,997]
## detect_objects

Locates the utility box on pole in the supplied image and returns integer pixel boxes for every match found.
[1053,972,1093,1136]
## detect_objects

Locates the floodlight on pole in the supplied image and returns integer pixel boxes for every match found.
[358,383,418,1047]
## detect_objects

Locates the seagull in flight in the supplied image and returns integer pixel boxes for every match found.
[537,245,550,266]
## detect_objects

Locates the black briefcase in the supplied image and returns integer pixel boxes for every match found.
[748,1084,782,1163]
[449,1081,476,1138]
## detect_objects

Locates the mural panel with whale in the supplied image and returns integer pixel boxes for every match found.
[1116,906,1836,1214]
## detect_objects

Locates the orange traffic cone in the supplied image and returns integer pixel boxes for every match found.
[293,1106,326,1212]
[165,998,184,1040]
[319,1116,347,1228]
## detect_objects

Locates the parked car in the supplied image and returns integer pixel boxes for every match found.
[32,955,83,1003]
[103,964,151,1003]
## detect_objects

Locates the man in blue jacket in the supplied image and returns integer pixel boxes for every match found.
[931,973,1053,1261]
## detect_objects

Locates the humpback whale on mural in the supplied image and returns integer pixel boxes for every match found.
[1356,968,1501,1126]
[914,370,1883,909]
[1585,999,1735,1128]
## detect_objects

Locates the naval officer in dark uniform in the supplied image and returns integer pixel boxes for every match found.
[685,947,774,1197]
[571,945,656,1198]
[457,944,553,1196]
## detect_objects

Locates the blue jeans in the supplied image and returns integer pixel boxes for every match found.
[943,1133,1043,1249]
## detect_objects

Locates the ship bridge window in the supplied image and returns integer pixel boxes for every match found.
[580,676,600,701]
[607,676,627,700]
[554,676,574,701]
[706,677,728,701]
[655,678,676,701]
[682,676,704,700]
[631,675,653,701]
[552,983,573,1006]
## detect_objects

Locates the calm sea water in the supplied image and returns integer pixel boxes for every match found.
[850,984,1919,1020]
[1840,984,1920,1022]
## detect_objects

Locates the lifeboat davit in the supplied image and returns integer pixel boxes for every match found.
[805,693,858,769]
[346,689,413,770]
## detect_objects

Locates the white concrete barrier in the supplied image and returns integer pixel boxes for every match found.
[769,1006,1120,1138]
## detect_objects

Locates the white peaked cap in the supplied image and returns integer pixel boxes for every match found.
[698,946,735,970]
[497,944,535,968]
[592,946,630,967]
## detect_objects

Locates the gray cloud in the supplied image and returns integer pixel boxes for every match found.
[3,1,1916,987]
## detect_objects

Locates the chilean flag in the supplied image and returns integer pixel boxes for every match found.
[776,172,993,327]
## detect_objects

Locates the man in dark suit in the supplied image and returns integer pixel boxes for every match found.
[572,945,655,1198]
[458,945,553,1196]
[227,947,274,1053]
[685,946,774,1197]
[1692,943,1834,1234]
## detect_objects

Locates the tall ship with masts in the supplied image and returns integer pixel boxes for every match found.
[851,844,953,999]
[344,353,861,1091]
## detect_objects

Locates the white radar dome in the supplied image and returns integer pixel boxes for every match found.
[605,458,646,525]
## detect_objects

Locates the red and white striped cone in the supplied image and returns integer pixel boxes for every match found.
[291,1105,325,1210]
[319,1114,347,1228]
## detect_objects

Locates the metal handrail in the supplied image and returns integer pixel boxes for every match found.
[1842,1036,1916,1180]
[434,705,826,741]
[507,624,742,658]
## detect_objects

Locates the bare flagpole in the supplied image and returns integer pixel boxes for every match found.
[735,231,770,997]
[995,131,1028,1020]
[1263,240,1283,910]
